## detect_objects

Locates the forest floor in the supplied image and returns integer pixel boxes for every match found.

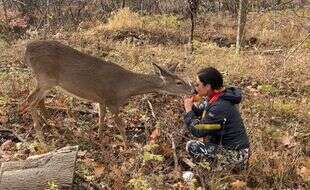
[0,8,309,189]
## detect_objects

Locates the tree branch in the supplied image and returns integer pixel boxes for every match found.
[284,32,310,62]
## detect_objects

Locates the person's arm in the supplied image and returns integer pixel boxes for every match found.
[191,100,207,116]
[184,106,224,138]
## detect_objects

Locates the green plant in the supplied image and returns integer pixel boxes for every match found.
[143,14,181,31]
[127,176,151,190]
[143,151,164,162]
[272,99,296,116]
[78,163,91,176]
[142,144,164,163]
[197,161,211,170]
[46,180,59,190]
[0,95,9,106]
[257,84,277,94]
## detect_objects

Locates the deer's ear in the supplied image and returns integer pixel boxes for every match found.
[152,63,170,77]
[167,63,178,73]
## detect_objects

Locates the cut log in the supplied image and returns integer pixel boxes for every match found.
[0,146,78,190]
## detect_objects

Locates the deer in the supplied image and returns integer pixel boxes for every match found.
[21,40,193,143]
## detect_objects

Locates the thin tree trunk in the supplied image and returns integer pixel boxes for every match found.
[236,0,248,54]
[188,0,200,53]
[153,0,160,14]
[1,0,8,23]
[190,10,195,52]
[122,0,125,8]
[273,1,277,31]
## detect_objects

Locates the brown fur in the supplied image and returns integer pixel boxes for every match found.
[22,40,193,141]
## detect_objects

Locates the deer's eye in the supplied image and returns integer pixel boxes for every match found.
[176,81,183,85]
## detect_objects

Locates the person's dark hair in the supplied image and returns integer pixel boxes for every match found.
[197,67,223,90]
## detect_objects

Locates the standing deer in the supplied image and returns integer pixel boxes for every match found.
[21,40,193,141]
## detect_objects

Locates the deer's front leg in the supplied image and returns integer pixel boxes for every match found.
[38,99,49,126]
[30,108,44,142]
[113,113,127,143]
[25,86,49,142]
[98,103,107,135]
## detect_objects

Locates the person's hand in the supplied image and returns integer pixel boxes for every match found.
[183,96,194,113]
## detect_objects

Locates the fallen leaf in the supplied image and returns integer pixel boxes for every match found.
[301,158,310,167]
[0,115,9,124]
[231,180,247,189]
[281,136,296,148]
[77,150,87,157]
[1,151,12,161]
[158,143,173,156]
[150,127,160,144]
[172,182,186,189]
[83,157,95,167]
[110,165,122,179]
[73,128,83,137]
[93,164,105,178]
[297,166,310,181]
[281,136,291,145]
[1,140,13,151]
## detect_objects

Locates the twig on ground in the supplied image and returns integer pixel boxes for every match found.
[284,32,310,62]
[145,98,180,171]
[244,49,283,55]
[182,158,196,168]
[167,133,179,171]
[146,99,156,119]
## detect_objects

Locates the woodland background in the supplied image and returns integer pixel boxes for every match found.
[0,0,309,189]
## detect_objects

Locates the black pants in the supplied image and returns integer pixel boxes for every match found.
[186,140,250,171]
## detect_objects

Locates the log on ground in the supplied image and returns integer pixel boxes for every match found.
[0,146,79,190]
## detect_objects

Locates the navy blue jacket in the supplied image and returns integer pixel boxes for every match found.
[184,87,250,150]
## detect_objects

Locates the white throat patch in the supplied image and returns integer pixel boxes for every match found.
[159,75,167,84]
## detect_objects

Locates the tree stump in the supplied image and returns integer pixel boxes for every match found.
[0,146,79,190]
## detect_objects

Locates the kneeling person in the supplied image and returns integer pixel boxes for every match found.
[183,67,250,171]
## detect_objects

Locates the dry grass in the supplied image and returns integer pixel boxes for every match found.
[0,8,309,190]
[105,8,144,30]
[105,8,182,32]
[247,9,310,47]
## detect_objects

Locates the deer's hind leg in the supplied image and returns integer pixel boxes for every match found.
[112,112,128,148]
[108,104,128,145]
[37,99,49,126]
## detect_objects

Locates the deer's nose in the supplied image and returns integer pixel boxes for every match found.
[188,82,196,94]
[191,89,197,95]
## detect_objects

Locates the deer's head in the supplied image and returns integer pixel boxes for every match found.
[153,63,193,96]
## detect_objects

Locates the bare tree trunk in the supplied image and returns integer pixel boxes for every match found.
[236,0,248,54]
[153,0,161,14]
[1,0,8,23]
[122,0,126,8]
[188,0,200,53]
[140,0,143,12]
[273,0,277,31]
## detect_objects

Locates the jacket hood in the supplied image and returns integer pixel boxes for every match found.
[220,86,242,104]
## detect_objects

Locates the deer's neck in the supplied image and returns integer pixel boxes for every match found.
[127,73,163,96]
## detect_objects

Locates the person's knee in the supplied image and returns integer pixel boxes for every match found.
[185,140,195,152]
[186,140,200,153]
